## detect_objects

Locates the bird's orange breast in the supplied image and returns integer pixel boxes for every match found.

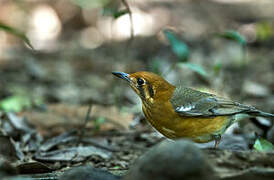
[142,100,230,143]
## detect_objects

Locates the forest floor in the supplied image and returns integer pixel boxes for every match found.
[0,0,274,179]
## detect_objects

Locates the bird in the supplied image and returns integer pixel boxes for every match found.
[112,71,274,148]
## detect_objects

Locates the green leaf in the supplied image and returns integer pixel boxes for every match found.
[103,7,128,19]
[164,30,189,62]
[177,62,208,77]
[253,137,274,152]
[113,9,129,19]
[0,95,32,112]
[0,22,33,49]
[94,117,105,131]
[215,30,247,46]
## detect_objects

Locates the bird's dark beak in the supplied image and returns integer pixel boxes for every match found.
[112,72,131,82]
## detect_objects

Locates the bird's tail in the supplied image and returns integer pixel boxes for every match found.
[249,110,274,118]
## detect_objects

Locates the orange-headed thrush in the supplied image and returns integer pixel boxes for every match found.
[112,71,274,147]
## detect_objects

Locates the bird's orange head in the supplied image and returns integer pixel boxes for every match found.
[112,71,175,102]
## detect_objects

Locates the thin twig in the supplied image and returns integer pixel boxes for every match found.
[77,103,92,146]
[121,0,134,41]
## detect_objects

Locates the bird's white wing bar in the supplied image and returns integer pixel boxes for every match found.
[175,104,195,112]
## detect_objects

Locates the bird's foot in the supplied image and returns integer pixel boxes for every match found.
[212,134,222,149]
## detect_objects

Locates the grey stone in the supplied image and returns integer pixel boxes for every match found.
[59,165,121,180]
[125,139,216,180]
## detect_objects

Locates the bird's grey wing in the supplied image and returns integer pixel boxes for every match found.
[170,86,257,117]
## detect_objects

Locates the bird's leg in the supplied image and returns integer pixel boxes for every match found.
[212,135,221,149]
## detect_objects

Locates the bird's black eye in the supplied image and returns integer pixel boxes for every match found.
[137,78,145,86]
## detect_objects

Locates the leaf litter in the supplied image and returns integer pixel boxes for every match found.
[0,107,155,179]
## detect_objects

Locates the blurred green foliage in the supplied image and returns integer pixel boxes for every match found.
[94,117,106,131]
[214,30,247,66]
[102,8,128,19]
[253,137,274,152]
[0,95,32,112]
[163,30,208,78]
[212,61,222,76]
[177,62,208,77]
[215,30,246,46]
[164,30,189,62]
[149,57,165,75]
[256,22,273,41]
[0,94,44,112]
